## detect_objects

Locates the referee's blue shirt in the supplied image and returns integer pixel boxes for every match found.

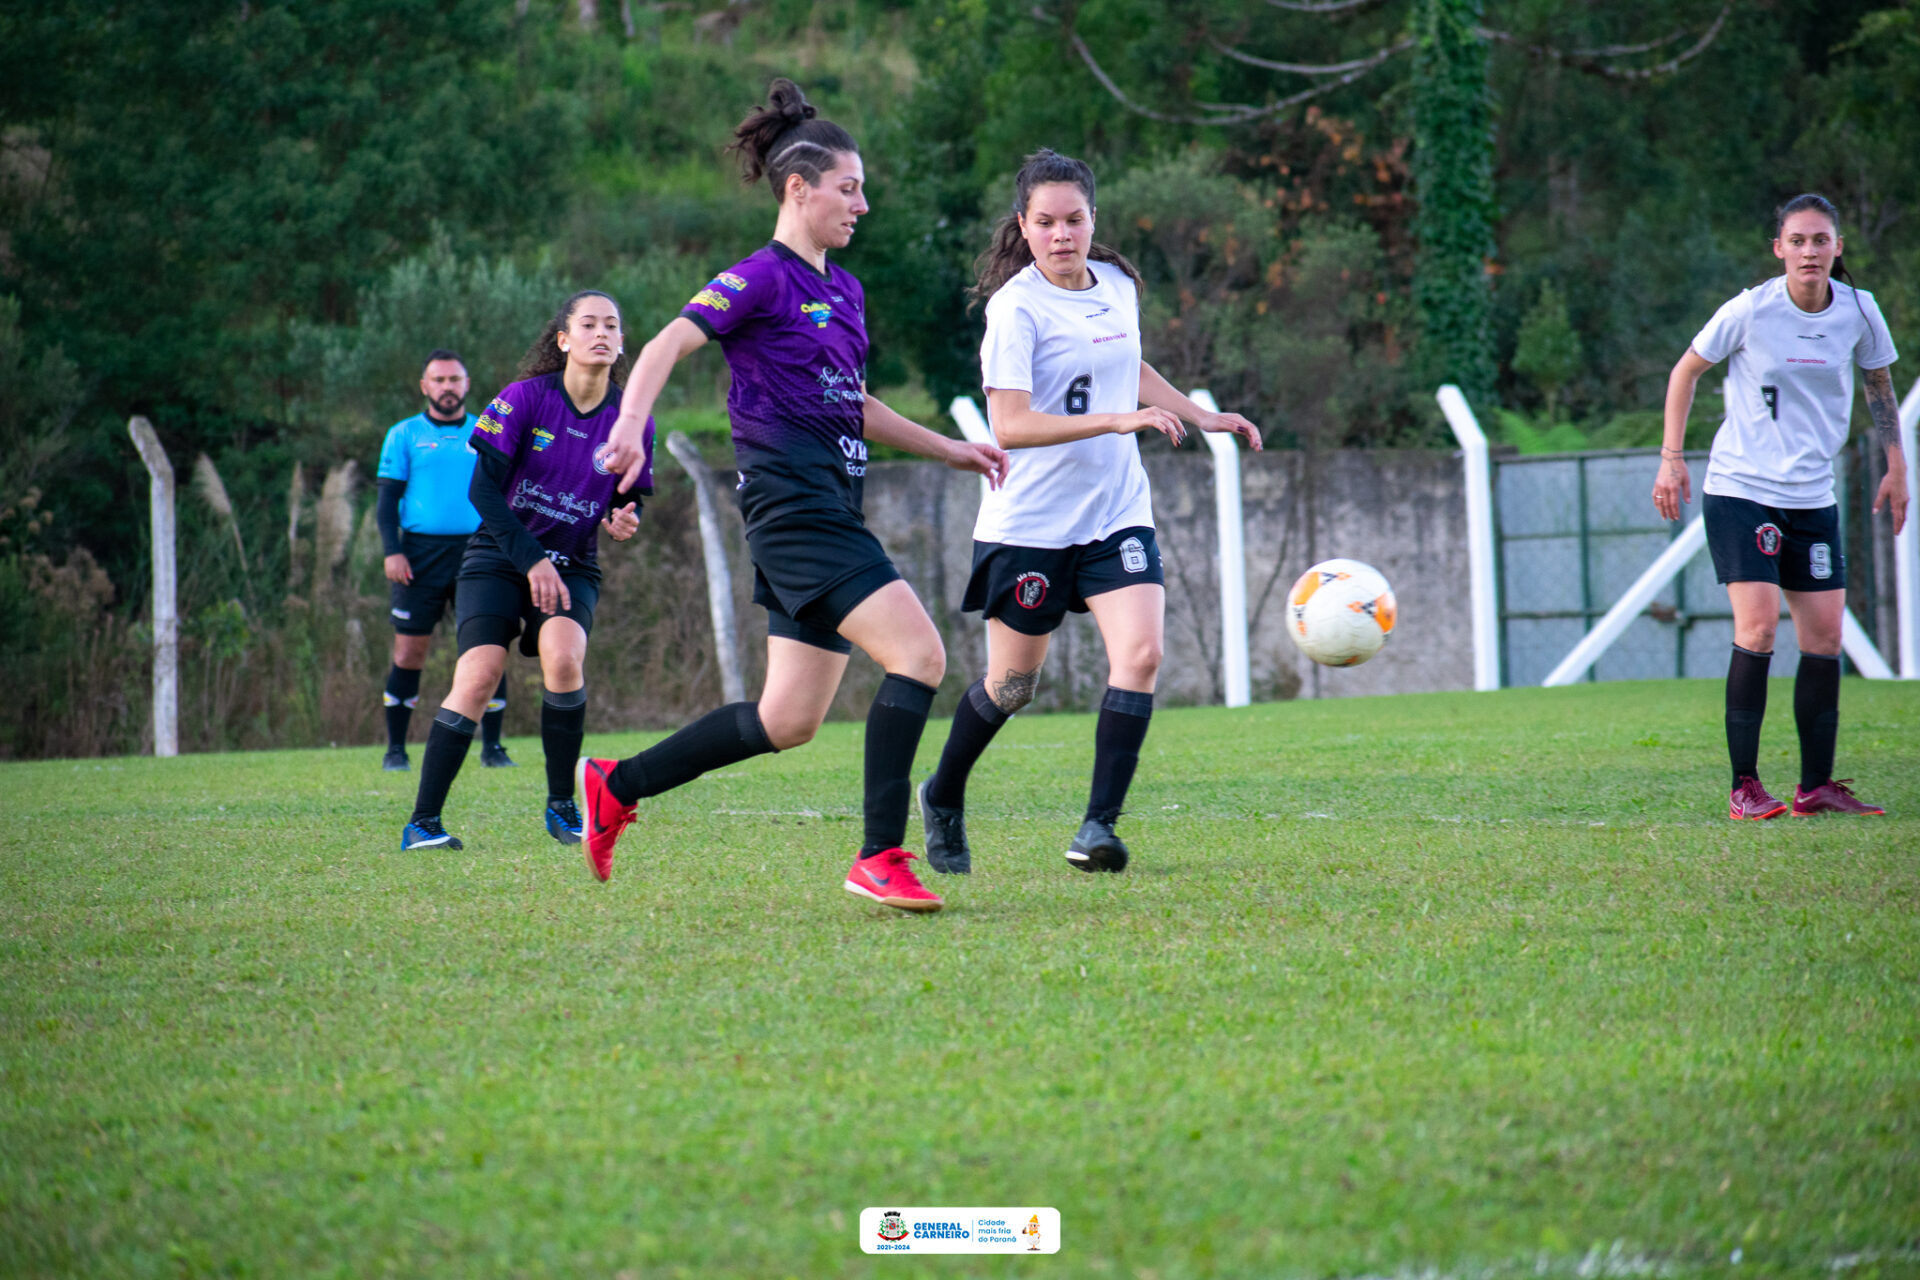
[376,413,482,535]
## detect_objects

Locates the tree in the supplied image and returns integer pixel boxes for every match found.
[1512,281,1582,421]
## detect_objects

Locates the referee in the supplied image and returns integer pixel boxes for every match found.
[374,350,513,772]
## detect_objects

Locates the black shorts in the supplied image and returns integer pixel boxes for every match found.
[747,508,900,656]
[388,533,470,636]
[962,526,1164,637]
[454,547,601,657]
[1704,494,1845,592]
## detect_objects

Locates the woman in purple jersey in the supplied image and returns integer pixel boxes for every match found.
[401,290,651,854]
[1652,193,1907,821]
[580,78,1009,913]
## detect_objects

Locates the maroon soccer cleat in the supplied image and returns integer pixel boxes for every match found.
[1729,776,1787,821]
[576,756,636,882]
[843,847,944,913]
[1792,779,1885,817]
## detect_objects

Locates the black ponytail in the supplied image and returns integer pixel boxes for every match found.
[970,148,1144,308]
[726,78,859,201]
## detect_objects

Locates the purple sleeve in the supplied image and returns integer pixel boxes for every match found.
[680,258,770,341]
[471,382,527,458]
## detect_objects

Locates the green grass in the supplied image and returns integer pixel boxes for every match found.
[3,680,1917,1279]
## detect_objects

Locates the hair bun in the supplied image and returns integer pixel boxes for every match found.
[766,78,816,126]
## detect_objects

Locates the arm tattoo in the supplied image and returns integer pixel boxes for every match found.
[1864,365,1902,453]
[989,665,1041,714]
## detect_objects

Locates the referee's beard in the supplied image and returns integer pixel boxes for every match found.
[430,393,465,419]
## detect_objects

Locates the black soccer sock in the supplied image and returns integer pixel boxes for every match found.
[1725,644,1771,788]
[1794,651,1842,791]
[411,708,476,823]
[482,676,508,749]
[861,674,938,857]
[542,686,587,802]
[383,665,423,750]
[1086,687,1154,825]
[926,679,1011,809]
[607,702,775,807]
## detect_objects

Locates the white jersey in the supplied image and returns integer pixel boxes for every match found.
[975,262,1154,548]
[1693,275,1897,509]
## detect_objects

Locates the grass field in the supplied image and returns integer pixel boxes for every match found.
[2,679,1916,1279]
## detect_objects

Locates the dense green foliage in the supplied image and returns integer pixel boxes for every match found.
[1410,0,1498,404]
[4,0,1918,754]
[3,682,1917,1275]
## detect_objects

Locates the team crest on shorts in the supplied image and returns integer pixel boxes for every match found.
[1755,523,1782,556]
[1014,571,1051,609]
[1119,536,1147,573]
[1810,542,1833,579]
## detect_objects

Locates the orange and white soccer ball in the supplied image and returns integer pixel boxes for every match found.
[1286,558,1397,667]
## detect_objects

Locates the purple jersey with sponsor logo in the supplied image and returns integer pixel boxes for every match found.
[468,373,654,572]
[681,241,870,515]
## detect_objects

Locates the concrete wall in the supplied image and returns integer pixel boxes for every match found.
[858,446,1475,709]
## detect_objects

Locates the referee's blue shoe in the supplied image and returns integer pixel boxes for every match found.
[918,778,971,875]
[545,797,584,845]
[402,816,463,851]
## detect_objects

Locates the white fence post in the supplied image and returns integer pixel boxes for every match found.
[127,417,178,758]
[665,431,746,705]
[1435,386,1501,691]
[1896,378,1919,679]
[1189,389,1250,707]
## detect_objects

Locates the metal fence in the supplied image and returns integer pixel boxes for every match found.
[1491,446,1898,686]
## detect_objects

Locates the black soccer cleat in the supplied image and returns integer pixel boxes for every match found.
[918,777,971,875]
[401,816,463,852]
[480,743,517,769]
[1065,818,1129,873]
[382,748,410,772]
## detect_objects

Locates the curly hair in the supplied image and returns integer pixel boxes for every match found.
[516,291,630,384]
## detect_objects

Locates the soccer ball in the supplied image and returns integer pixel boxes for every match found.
[1286,558,1396,667]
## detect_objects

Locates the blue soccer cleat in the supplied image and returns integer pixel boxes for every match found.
[545,797,584,845]
[402,816,463,851]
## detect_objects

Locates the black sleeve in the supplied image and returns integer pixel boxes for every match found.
[469,444,550,575]
[375,479,405,557]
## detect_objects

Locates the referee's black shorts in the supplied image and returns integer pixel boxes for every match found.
[454,546,601,657]
[1703,493,1845,592]
[962,525,1164,637]
[747,508,900,656]
[388,532,470,636]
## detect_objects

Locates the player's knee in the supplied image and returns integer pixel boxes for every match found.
[760,712,818,751]
[453,651,504,698]
[898,634,945,688]
[991,677,1037,716]
[542,655,584,690]
[1113,638,1164,686]
[1735,620,1777,652]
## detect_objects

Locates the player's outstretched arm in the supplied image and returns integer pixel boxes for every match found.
[1138,362,1262,451]
[863,393,1011,489]
[985,387,1184,449]
[606,317,708,492]
[1653,347,1715,522]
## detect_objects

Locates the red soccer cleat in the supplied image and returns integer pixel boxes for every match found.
[576,756,636,881]
[843,847,944,913]
[1792,779,1886,817]
[1729,776,1787,821]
